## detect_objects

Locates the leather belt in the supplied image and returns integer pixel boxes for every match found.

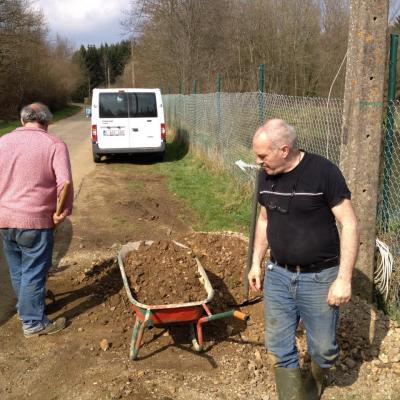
[270,256,339,273]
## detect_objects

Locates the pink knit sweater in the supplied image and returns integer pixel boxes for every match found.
[0,127,74,229]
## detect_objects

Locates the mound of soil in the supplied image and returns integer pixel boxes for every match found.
[178,232,248,311]
[123,240,208,305]
[74,232,250,350]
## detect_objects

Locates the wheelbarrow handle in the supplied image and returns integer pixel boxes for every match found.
[233,310,250,321]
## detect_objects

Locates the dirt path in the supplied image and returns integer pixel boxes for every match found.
[0,113,400,400]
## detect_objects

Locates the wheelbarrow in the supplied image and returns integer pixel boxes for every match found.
[117,240,249,360]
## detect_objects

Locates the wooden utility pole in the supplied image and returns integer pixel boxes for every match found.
[131,39,135,88]
[341,0,389,301]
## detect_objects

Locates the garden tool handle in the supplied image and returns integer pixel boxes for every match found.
[233,310,250,321]
[56,181,71,216]
[243,169,261,297]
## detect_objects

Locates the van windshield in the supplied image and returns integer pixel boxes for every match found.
[99,92,157,118]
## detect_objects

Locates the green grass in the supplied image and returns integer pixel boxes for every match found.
[0,105,81,137]
[154,135,253,233]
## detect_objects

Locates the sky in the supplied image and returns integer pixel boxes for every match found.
[33,0,132,48]
[34,0,400,50]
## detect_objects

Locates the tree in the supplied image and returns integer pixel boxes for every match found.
[120,0,350,97]
[0,0,82,118]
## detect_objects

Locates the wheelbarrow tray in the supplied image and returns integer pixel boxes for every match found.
[117,240,214,325]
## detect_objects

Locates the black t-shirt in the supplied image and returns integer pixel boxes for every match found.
[257,152,351,267]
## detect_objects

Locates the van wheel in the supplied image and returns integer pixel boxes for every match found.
[93,152,101,163]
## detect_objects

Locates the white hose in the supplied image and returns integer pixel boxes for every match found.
[374,238,394,301]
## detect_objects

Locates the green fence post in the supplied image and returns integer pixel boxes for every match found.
[167,85,172,125]
[193,80,197,137]
[382,33,399,232]
[258,64,265,125]
[216,73,222,151]
[179,81,183,132]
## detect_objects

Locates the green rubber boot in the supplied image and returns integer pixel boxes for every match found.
[274,367,307,400]
[304,360,328,400]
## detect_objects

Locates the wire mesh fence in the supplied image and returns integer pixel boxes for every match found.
[163,92,343,182]
[378,100,400,260]
[163,92,400,305]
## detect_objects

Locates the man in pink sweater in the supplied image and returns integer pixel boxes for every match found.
[0,102,73,338]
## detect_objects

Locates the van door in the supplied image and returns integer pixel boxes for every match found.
[128,92,161,149]
[97,92,130,149]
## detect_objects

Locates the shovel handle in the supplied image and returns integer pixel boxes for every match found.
[244,170,261,296]
[56,181,71,216]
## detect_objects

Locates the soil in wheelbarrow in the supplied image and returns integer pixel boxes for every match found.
[124,240,208,305]
[71,232,251,351]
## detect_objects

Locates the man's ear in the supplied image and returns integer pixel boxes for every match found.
[281,145,290,158]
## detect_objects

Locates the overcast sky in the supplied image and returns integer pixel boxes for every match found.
[34,0,400,49]
[33,0,131,47]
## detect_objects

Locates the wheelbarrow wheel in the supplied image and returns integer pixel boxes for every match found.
[190,324,203,352]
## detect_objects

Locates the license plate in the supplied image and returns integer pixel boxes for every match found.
[103,129,124,136]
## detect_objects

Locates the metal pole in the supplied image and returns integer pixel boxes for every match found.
[340,0,389,301]
[381,33,399,232]
[193,80,197,137]
[179,81,183,131]
[258,64,265,125]
[216,74,222,151]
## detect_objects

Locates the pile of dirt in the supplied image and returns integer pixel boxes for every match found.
[178,231,248,311]
[124,240,208,304]
[73,232,250,350]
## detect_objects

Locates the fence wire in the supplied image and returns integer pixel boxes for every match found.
[163,92,343,180]
[378,100,400,259]
[163,93,343,175]
[163,92,400,305]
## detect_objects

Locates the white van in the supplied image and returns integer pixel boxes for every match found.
[91,88,166,162]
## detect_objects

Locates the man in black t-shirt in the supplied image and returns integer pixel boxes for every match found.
[248,119,359,400]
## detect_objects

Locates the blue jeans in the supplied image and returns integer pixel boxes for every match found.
[264,260,339,369]
[0,228,54,333]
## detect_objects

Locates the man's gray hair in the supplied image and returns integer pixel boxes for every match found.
[20,103,53,125]
[280,121,299,150]
[256,119,299,150]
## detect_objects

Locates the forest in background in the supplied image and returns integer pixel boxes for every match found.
[120,0,350,97]
[0,0,80,119]
[7,0,400,117]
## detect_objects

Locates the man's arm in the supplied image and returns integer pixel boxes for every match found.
[328,199,359,305]
[248,206,268,291]
[52,142,74,225]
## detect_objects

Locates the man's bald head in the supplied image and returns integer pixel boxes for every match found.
[253,119,298,150]
[20,102,53,126]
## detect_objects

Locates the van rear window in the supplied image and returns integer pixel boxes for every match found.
[99,93,128,118]
[129,93,158,118]
[99,92,158,118]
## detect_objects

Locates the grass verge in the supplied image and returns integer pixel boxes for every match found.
[154,133,253,233]
[0,104,81,137]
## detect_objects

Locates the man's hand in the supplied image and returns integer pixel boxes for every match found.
[53,210,68,226]
[248,264,262,292]
[327,277,351,306]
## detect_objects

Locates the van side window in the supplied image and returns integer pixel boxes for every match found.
[99,93,129,118]
[128,93,157,118]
